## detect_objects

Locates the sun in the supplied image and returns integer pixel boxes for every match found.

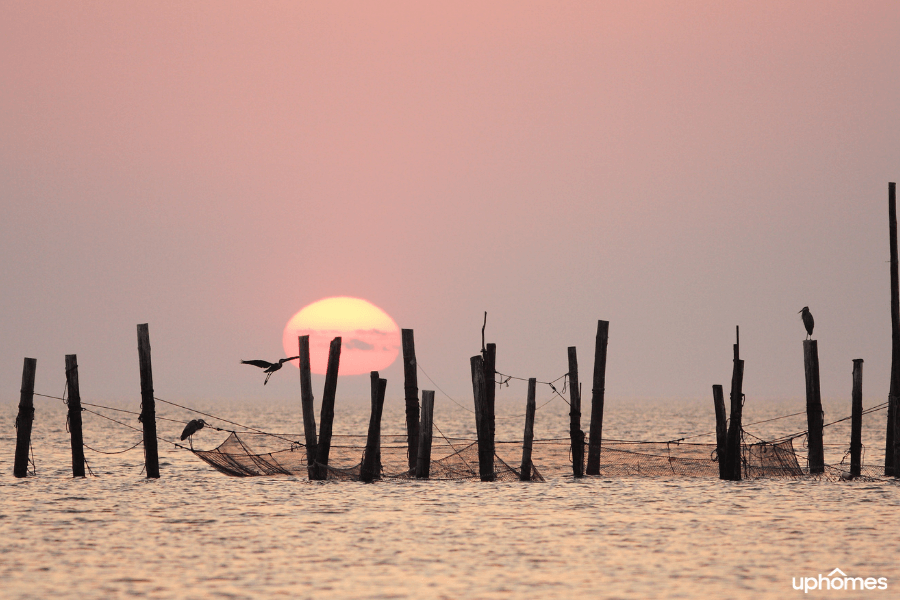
[282,297,401,376]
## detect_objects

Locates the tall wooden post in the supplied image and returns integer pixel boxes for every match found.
[850,359,864,478]
[888,182,900,477]
[137,324,160,478]
[312,337,341,481]
[298,335,318,479]
[520,378,537,481]
[712,384,727,480]
[416,390,435,479]
[470,355,493,481]
[803,340,825,474]
[401,329,420,473]
[360,371,386,483]
[13,358,37,478]
[586,320,609,475]
[724,330,744,481]
[65,354,85,477]
[483,343,496,475]
[568,346,584,478]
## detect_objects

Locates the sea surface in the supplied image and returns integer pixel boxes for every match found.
[1,390,898,599]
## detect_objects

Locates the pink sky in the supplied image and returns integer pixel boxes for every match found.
[1,2,899,405]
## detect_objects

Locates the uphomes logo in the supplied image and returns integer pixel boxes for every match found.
[793,568,887,593]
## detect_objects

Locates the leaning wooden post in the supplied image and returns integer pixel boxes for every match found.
[888,182,900,477]
[568,346,584,478]
[712,384,727,480]
[137,324,160,478]
[520,378,537,481]
[360,371,386,483]
[586,320,609,475]
[401,329,420,473]
[312,337,341,481]
[13,358,37,478]
[483,343,497,475]
[65,354,86,477]
[416,390,435,479]
[850,359,864,478]
[470,354,493,481]
[724,330,744,481]
[298,335,318,479]
[803,340,825,474]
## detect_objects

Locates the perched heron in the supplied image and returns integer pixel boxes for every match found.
[180,418,207,441]
[241,356,300,384]
[799,306,814,339]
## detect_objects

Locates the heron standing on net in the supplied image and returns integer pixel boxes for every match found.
[180,419,207,441]
[799,306,814,339]
[241,356,300,384]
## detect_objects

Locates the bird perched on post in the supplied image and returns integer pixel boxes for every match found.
[799,307,814,339]
[241,356,300,384]
[180,418,207,441]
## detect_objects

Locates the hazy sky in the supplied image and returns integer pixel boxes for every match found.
[2,2,899,411]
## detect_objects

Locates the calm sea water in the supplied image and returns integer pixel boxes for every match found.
[1,391,898,599]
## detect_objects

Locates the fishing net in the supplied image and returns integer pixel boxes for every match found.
[191,432,805,480]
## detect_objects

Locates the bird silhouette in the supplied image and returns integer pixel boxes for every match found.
[241,356,300,384]
[799,307,814,339]
[180,418,207,441]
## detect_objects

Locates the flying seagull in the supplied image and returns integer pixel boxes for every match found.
[799,306,814,339]
[241,356,301,384]
[180,418,207,441]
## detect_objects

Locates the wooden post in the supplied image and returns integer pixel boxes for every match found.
[724,330,744,481]
[586,320,609,475]
[483,342,496,476]
[712,384,727,480]
[520,378,537,481]
[360,371,386,483]
[13,358,37,478]
[568,346,584,478]
[65,354,85,477]
[312,337,341,481]
[137,324,160,479]
[850,359,864,478]
[888,182,900,477]
[298,335,318,479]
[803,340,825,474]
[401,329,420,473]
[470,354,493,481]
[416,390,435,479]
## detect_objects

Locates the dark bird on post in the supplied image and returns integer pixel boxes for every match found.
[180,419,207,441]
[241,356,301,384]
[799,307,814,339]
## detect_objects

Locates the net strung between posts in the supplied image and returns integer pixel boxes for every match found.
[191,432,807,480]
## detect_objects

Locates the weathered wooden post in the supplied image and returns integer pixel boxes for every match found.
[65,354,86,477]
[470,354,493,481]
[568,346,584,478]
[586,320,609,475]
[520,378,537,481]
[401,329,420,473]
[803,340,825,474]
[360,371,386,483]
[712,384,727,480]
[850,359,864,478]
[724,329,744,481]
[13,358,37,478]
[298,335,318,479]
[483,342,497,476]
[137,324,160,478]
[887,182,900,477]
[416,390,435,479]
[312,337,341,481]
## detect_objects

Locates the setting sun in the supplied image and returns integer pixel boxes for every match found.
[282,297,401,375]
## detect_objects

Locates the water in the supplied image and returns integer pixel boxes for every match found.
[1,393,898,599]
